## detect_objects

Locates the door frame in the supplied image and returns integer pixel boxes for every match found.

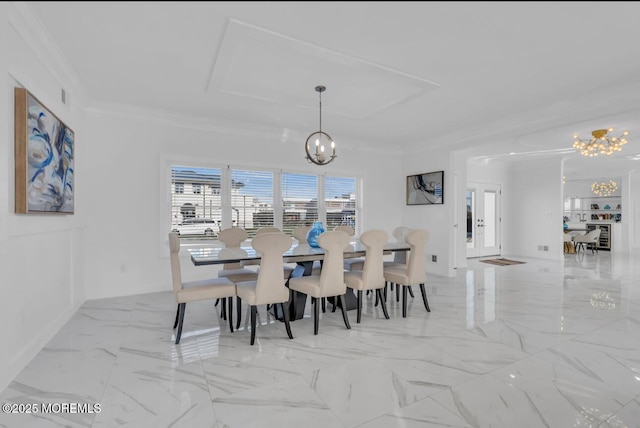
[466,182,502,258]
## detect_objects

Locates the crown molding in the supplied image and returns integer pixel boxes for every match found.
[8,2,88,105]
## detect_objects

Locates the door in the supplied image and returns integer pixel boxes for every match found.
[467,183,501,258]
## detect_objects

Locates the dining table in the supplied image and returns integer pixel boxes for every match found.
[189,239,410,321]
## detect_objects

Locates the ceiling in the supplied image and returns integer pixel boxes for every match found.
[27,2,640,180]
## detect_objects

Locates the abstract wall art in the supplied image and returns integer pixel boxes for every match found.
[15,87,75,214]
[406,170,444,205]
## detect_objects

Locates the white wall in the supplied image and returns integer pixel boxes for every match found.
[401,147,455,277]
[0,3,403,391]
[629,170,640,250]
[505,158,564,259]
[0,4,87,391]
[81,106,403,300]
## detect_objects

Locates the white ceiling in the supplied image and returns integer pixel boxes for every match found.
[27,1,640,180]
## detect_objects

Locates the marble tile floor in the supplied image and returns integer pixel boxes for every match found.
[1,251,639,427]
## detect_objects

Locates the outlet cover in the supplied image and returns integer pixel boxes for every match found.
[432,255,437,262]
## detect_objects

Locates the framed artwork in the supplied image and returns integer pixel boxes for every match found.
[406,170,444,205]
[15,87,75,214]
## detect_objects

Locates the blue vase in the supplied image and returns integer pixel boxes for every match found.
[306,222,325,248]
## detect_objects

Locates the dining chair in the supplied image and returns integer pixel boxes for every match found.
[292,225,311,243]
[169,232,237,344]
[241,226,283,268]
[255,226,282,235]
[344,229,389,323]
[384,226,410,268]
[378,226,412,304]
[336,225,364,271]
[292,225,321,275]
[235,232,295,345]
[217,227,259,278]
[573,228,601,254]
[288,230,352,335]
[215,227,258,322]
[383,229,430,318]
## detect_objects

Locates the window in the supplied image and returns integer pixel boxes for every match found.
[171,167,223,238]
[231,168,274,237]
[325,175,357,232]
[282,173,318,236]
[169,164,360,240]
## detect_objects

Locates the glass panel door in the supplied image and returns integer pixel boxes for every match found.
[467,183,501,258]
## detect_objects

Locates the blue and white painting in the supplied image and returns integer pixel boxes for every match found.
[25,92,74,213]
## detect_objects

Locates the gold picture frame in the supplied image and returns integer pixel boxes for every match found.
[15,87,75,214]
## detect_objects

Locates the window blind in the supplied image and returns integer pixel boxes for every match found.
[324,175,357,233]
[231,168,274,237]
[171,166,223,239]
[282,172,318,237]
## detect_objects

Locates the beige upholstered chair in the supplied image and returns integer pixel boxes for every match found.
[292,226,321,275]
[383,226,413,303]
[384,226,410,268]
[293,226,312,243]
[344,229,389,323]
[336,225,364,271]
[288,231,352,335]
[241,227,283,268]
[573,228,601,254]
[217,227,259,283]
[169,232,236,344]
[256,226,281,235]
[334,225,355,236]
[383,229,430,318]
[235,232,294,345]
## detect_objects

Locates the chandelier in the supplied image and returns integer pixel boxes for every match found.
[305,85,336,166]
[572,128,629,157]
[591,180,617,196]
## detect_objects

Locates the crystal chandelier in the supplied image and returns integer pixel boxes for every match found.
[591,180,617,196]
[305,85,336,166]
[572,128,629,157]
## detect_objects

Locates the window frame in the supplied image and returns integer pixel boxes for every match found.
[161,155,362,247]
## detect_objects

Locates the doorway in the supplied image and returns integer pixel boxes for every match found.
[467,183,501,258]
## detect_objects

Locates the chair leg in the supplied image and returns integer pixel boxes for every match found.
[175,302,186,344]
[250,306,257,345]
[374,288,379,307]
[236,296,242,330]
[221,298,227,320]
[402,286,408,318]
[408,286,415,298]
[377,288,389,319]
[396,283,400,302]
[313,298,320,335]
[356,290,363,323]
[173,305,180,329]
[228,296,234,333]
[419,284,431,312]
[321,297,326,313]
[214,298,219,307]
[339,294,351,330]
[282,302,293,339]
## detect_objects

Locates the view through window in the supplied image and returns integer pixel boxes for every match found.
[170,166,358,240]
